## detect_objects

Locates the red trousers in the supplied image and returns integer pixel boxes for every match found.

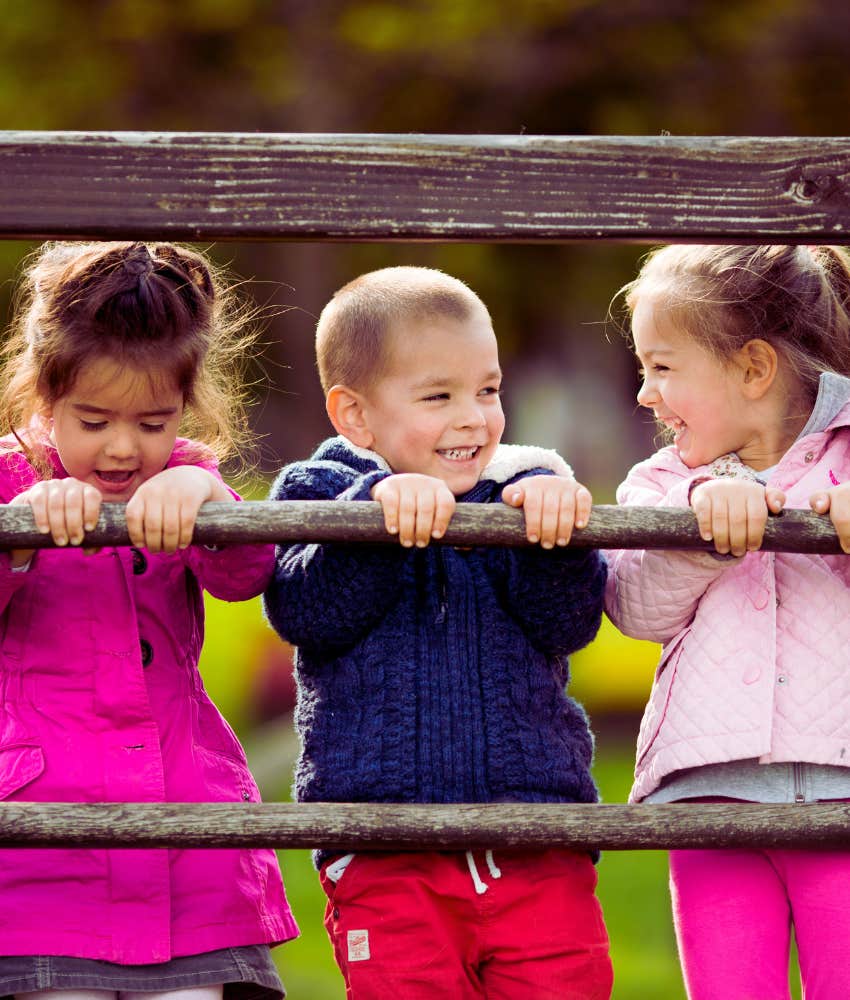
[319,848,613,1000]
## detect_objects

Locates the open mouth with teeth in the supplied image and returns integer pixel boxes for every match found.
[437,447,480,461]
[658,416,685,442]
[96,469,136,491]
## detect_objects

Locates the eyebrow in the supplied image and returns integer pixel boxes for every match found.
[410,368,502,390]
[71,403,180,418]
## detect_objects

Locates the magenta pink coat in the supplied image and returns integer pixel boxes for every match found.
[0,439,297,962]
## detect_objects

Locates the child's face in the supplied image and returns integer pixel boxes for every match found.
[48,357,184,501]
[632,297,752,469]
[357,310,505,495]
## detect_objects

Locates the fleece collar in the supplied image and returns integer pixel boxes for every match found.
[328,437,573,486]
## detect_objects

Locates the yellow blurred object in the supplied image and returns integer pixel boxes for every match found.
[570,616,661,714]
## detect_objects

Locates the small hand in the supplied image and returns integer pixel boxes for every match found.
[125,466,232,553]
[690,479,785,556]
[9,477,102,564]
[501,474,592,548]
[371,473,456,548]
[810,483,850,554]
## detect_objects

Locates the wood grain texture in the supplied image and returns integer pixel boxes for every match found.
[0,501,842,552]
[1,132,850,241]
[0,801,848,850]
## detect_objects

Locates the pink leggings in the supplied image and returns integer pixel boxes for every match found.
[670,848,850,1000]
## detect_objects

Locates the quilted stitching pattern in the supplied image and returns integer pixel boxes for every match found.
[605,424,850,802]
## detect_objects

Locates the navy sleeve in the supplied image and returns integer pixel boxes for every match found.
[262,459,406,657]
[480,468,607,656]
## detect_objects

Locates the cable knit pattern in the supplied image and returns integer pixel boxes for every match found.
[263,437,606,827]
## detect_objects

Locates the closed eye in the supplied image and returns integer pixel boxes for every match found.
[80,420,107,432]
[141,423,167,433]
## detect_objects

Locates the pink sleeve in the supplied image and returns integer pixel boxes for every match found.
[171,441,275,600]
[604,451,736,643]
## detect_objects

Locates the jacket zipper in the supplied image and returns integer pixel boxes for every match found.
[793,762,806,803]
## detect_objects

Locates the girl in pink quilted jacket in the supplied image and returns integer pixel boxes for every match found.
[0,243,297,1000]
[606,245,850,1000]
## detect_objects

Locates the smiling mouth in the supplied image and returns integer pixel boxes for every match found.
[658,416,685,440]
[96,470,135,484]
[437,447,480,461]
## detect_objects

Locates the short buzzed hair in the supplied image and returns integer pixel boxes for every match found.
[315,266,490,393]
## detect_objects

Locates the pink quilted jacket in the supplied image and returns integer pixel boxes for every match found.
[605,404,850,803]
[0,439,297,962]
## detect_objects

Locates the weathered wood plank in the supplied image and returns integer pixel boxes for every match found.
[0,501,842,553]
[0,801,848,850]
[1,132,850,241]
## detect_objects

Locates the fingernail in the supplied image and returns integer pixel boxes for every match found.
[388,525,398,534]
[55,536,68,546]
[575,520,586,529]
[541,540,554,550]
[702,532,713,541]
[557,537,567,546]
[84,522,95,532]
[70,534,83,546]
[431,529,443,539]
[528,533,539,543]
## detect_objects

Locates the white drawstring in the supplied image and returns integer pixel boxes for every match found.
[465,850,502,894]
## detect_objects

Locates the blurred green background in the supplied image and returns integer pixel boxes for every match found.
[1,1,843,994]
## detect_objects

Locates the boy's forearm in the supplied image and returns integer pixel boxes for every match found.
[488,546,608,654]
[264,540,405,651]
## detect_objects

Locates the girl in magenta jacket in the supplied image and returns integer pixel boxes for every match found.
[605,245,850,1000]
[0,242,297,1000]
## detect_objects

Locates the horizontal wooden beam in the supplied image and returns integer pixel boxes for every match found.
[2,132,850,242]
[0,801,848,850]
[0,501,842,553]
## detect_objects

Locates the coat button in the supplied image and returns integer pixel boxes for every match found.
[140,639,153,667]
[804,451,814,463]
[131,548,148,575]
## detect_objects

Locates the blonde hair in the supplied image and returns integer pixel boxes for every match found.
[0,241,261,474]
[315,265,490,393]
[621,244,850,405]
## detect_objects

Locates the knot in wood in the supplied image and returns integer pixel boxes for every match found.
[789,171,843,203]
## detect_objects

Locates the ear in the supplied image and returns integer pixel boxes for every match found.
[733,339,779,399]
[325,384,375,449]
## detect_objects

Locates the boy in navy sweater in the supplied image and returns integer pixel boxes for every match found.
[264,266,612,999]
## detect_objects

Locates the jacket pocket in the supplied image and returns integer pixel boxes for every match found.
[192,744,261,804]
[635,628,689,767]
[0,744,45,799]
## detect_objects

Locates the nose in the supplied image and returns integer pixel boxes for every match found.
[456,398,487,429]
[636,374,656,409]
[104,424,139,460]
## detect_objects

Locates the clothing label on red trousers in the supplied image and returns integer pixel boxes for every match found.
[347,929,371,962]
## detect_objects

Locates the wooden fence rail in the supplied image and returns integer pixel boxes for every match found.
[1,132,850,243]
[0,501,845,553]
[1,802,849,851]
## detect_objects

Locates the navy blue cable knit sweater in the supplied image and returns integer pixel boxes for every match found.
[263,436,607,816]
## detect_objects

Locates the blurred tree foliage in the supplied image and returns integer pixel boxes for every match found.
[0,0,848,488]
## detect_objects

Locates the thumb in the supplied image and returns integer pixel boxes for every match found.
[501,483,524,507]
[810,491,830,514]
[766,488,786,513]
